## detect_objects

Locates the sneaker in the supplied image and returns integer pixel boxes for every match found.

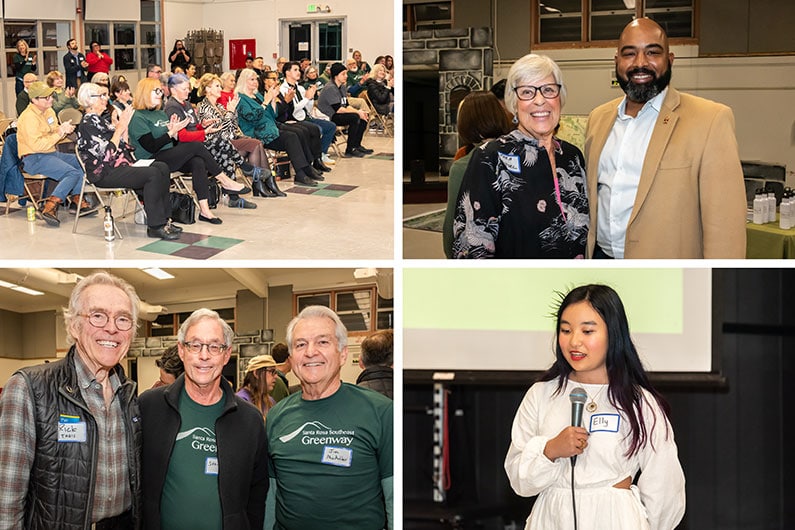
[321,153,336,165]
[227,197,258,209]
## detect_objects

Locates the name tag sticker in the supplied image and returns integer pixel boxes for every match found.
[58,415,87,442]
[47,117,55,125]
[205,457,219,475]
[589,413,620,433]
[321,446,352,467]
[497,152,521,174]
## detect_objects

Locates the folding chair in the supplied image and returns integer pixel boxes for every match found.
[170,171,200,208]
[263,149,291,180]
[72,145,141,239]
[361,91,393,137]
[331,126,348,158]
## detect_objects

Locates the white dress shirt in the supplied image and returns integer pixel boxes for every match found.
[596,88,667,258]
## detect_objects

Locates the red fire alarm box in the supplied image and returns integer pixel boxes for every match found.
[229,39,256,69]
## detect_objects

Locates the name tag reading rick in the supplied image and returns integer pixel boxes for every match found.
[58,414,87,442]
[589,413,620,433]
[498,152,521,174]
[321,446,352,467]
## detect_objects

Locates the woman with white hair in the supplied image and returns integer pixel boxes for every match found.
[75,82,179,240]
[452,54,589,259]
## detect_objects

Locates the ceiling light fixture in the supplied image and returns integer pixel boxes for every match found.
[0,279,45,296]
[140,268,175,280]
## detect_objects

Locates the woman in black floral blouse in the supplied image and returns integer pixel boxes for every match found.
[452,54,589,259]
[75,82,180,240]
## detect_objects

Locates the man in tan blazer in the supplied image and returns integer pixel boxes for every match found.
[585,18,746,259]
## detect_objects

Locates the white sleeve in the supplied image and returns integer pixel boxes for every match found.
[292,86,311,112]
[636,396,686,530]
[504,385,568,497]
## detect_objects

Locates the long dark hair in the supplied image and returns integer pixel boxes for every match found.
[538,284,671,457]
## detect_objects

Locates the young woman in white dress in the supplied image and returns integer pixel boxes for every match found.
[504,284,686,530]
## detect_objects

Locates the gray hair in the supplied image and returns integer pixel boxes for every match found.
[177,308,235,347]
[504,53,567,115]
[286,305,348,354]
[77,82,103,108]
[63,271,141,344]
[234,68,258,96]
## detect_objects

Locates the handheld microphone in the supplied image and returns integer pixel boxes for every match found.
[569,387,587,466]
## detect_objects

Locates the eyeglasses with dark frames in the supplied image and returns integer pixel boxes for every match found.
[79,312,134,331]
[152,87,164,96]
[513,83,562,101]
[182,341,228,356]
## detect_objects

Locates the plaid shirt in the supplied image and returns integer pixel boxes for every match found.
[0,353,131,527]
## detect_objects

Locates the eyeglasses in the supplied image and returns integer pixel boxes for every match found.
[152,69,162,74]
[264,368,278,375]
[513,83,562,101]
[34,95,54,100]
[80,312,134,331]
[90,93,109,99]
[152,88,164,96]
[182,341,228,356]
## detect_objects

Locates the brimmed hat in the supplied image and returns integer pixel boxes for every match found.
[28,82,56,99]
[245,354,277,374]
[330,62,346,78]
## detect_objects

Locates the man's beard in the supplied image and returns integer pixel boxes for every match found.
[616,65,672,103]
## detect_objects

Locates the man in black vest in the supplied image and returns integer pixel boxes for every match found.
[0,271,142,529]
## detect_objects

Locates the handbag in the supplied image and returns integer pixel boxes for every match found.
[207,178,221,209]
[169,191,195,224]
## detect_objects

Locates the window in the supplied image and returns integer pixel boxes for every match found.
[280,18,345,65]
[85,22,138,71]
[146,308,236,337]
[535,0,694,46]
[4,20,71,79]
[141,0,163,68]
[294,285,393,336]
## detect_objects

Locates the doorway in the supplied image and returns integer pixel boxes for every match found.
[280,18,346,69]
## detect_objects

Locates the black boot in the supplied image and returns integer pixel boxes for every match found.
[252,169,276,197]
[313,158,332,172]
[264,173,287,197]
[308,166,325,181]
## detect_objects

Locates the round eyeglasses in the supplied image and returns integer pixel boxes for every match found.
[80,312,134,331]
[513,83,561,101]
[182,341,228,356]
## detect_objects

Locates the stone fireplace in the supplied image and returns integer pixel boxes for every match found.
[404,27,494,176]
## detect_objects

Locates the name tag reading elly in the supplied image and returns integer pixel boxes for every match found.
[589,413,620,433]
[321,446,352,467]
[58,414,87,442]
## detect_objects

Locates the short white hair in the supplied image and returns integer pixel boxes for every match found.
[504,54,567,115]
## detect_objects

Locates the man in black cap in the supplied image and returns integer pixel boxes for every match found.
[316,62,372,158]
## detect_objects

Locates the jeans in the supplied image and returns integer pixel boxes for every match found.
[307,117,336,155]
[20,151,83,201]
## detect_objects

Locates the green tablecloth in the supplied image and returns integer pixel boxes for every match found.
[746,216,795,258]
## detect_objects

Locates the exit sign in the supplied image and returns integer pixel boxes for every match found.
[307,4,318,12]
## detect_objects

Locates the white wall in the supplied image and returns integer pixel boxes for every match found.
[164,0,394,72]
[497,45,795,186]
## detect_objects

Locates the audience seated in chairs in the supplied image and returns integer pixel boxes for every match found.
[364,64,394,116]
[196,73,285,198]
[16,81,95,227]
[16,73,37,117]
[317,63,373,159]
[164,73,255,209]
[280,61,336,168]
[128,77,243,224]
[235,68,323,187]
[46,71,80,116]
[75,82,179,240]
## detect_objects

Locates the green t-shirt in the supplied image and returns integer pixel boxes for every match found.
[266,383,393,530]
[160,388,225,530]
[128,108,172,161]
[270,371,290,403]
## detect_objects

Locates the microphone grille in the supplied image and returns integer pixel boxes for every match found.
[569,387,588,404]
